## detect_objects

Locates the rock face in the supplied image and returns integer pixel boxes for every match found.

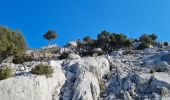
[72,68,100,100]
[1,46,170,100]
[0,62,66,100]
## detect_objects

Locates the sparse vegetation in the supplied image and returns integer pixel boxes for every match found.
[12,54,33,64]
[139,34,157,44]
[0,67,13,80]
[150,69,156,74]
[58,51,71,60]
[137,42,150,50]
[164,42,169,46]
[137,33,158,50]
[31,64,54,77]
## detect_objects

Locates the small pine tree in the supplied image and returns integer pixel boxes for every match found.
[44,30,58,45]
[164,42,169,46]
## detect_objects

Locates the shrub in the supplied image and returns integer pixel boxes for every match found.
[58,51,71,60]
[0,26,27,59]
[150,69,156,74]
[137,42,150,50]
[123,39,133,48]
[13,54,33,64]
[83,36,92,43]
[0,67,13,80]
[31,64,53,77]
[150,33,157,41]
[164,42,169,46]
[139,34,153,44]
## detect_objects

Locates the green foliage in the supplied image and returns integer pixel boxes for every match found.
[137,33,158,50]
[83,36,92,43]
[139,34,154,44]
[164,42,169,46]
[0,67,13,80]
[150,69,156,74]
[123,39,133,48]
[13,54,33,64]
[150,33,157,41]
[80,31,134,55]
[31,64,54,77]
[58,51,70,60]
[44,30,57,45]
[137,42,150,50]
[139,33,157,45]
[96,31,132,52]
[0,26,27,58]
[82,49,104,57]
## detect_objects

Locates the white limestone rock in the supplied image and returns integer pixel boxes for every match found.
[68,54,81,60]
[59,48,70,54]
[72,68,100,100]
[67,41,77,47]
[63,56,110,78]
[0,65,66,100]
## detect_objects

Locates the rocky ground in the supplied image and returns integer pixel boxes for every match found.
[1,45,170,100]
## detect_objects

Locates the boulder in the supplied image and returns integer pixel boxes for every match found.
[63,56,110,78]
[59,48,70,54]
[93,48,102,52]
[68,54,81,60]
[67,41,77,47]
[72,68,100,100]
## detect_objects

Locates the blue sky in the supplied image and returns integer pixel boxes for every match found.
[0,0,170,48]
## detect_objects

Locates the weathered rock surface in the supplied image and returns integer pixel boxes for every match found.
[0,63,66,100]
[1,46,170,100]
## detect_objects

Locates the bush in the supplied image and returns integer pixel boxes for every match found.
[58,51,71,60]
[150,33,157,41]
[13,54,33,64]
[164,42,169,46]
[139,34,153,44]
[137,42,150,50]
[0,26,27,59]
[150,69,156,74]
[31,64,54,77]
[123,39,133,48]
[0,67,13,80]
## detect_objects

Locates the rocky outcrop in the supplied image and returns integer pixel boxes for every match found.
[1,46,170,100]
[0,61,66,100]
[72,68,100,100]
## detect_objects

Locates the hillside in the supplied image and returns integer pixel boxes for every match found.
[0,42,170,100]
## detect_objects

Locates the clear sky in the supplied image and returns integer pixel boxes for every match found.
[0,0,170,48]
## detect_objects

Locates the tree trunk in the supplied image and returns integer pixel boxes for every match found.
[48,40,51,46]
